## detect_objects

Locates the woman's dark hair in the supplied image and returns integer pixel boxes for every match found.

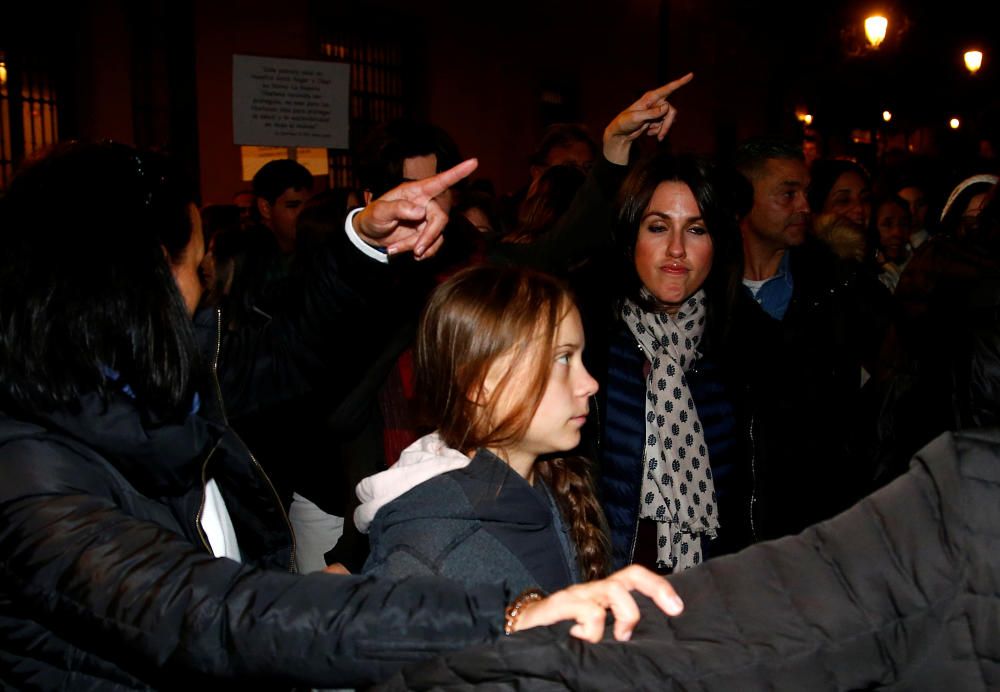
[454,186,504,237]
[807,158,871,215]
[614,153,744,353]
[938,177,997,238]
[506,164,586,244]
[529,123,597,168]
[0,141,200,421]
[415,265,610,580]
[200,204,241,250]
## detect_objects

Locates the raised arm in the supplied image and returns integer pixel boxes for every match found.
[491,74,694,272]
[213,160,479,418]
[602,72,694,165]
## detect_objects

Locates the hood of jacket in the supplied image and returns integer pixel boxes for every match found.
[1,390,224,499]
[1,388,293,570]
[354,432,471,533]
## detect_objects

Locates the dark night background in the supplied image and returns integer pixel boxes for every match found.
[2,0,997,201]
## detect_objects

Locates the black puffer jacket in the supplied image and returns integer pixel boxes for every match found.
[378,428,1000,690]
[0,390,510,690]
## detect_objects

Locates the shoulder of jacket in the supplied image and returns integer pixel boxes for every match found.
[369,472,474,527]
[0,432,122,503]
[951,428,1000,460]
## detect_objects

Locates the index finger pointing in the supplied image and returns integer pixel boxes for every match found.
[646,72,694,103]
[412,158,479,199]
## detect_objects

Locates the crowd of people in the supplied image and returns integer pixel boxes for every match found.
[2,72,999,690]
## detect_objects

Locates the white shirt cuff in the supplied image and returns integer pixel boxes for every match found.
[344,207,390,264]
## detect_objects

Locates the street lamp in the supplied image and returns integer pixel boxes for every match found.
[865,15,888,48]
[882,110,892,122]
[964,50,984,74]
[950,118,961,130]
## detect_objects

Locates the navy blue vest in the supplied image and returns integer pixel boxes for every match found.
[598,321,750,570]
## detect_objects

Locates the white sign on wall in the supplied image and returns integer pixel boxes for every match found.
[232,54,349,148]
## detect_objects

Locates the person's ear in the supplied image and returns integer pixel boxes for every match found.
[470,374,493,407]
[363,189,373,206]
[257,197,272,223]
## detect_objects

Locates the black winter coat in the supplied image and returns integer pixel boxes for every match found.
[0,392,510,690]
[377,427,1000,690]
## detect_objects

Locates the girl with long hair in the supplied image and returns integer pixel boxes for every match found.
[356,265,610,591]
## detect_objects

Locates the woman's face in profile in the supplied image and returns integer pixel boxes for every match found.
[960,192,990,236]
[169,204,206,315]
[633,181,714,314]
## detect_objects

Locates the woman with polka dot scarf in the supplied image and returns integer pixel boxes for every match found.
[596,153,747,574]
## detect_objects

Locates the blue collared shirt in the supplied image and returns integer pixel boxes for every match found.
[742,251,794,320]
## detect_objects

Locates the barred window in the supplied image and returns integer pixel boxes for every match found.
[319,36,407,190]
[0,52,11,188]
[0,51,60,190]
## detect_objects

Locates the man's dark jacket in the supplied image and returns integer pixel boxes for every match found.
[195,219,405,519]
[727,240,892,540]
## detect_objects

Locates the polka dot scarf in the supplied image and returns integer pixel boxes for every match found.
[622,289,718,571]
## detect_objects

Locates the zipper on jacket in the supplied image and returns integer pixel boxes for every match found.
[626,510,642,565]
[748,411,759,542]
[592,394,602,453]
[626,338,646,565]
[210,308,298,573]
[194,437,225,555]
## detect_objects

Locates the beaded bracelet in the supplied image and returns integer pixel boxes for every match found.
[503,587,545,636]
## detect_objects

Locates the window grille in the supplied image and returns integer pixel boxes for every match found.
[318,36,407,190]
[0,52,12,189]
[0,50,59,190]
